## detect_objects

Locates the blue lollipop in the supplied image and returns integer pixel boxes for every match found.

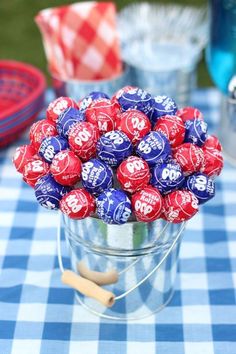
[136,131,171,166]
[79,91,110,111]
[151,95,177,126]
[35,174,71,210]
[39,136,69,164]
[82,158,113,195]
[97,130,132,167]
[117,87,154,118]
[96,188,132,225]
[150,161,184,194]
[184,172,215,204]
[184,119,208,146]
[57,107,85,138]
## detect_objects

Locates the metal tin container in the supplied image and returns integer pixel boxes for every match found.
[51,64,131,100]
[62,215,185,320]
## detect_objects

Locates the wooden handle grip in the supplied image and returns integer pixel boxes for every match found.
[77,261,119,286]
[61,270,115,307]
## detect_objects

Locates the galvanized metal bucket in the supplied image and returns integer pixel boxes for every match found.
[58,214,185,320]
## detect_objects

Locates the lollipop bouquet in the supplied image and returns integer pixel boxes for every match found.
[13,87,224,318]
[13,87,223,225]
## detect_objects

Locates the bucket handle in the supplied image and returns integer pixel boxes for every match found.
[57,212,186,307]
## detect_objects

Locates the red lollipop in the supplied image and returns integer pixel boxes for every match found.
[203,135,222,152]
[173,143,204,175]
[85,99,120,134]
[201,148,223,177]
[23,159,50,187]
[117,156,150,193]
[117,109,151,144]
[29,120,58,151]
[50,150,82,186]
[13,144,37,174]
[176,106,203,122]
[162,190,199,223]
[131,185,163,222]
[47,97,78,123]
[154,115,185,148]
[68,122,99,161]
[60,188,95,219]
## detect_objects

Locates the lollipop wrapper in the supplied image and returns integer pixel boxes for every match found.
[35,2,122,81]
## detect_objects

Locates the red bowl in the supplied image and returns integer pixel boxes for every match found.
[0,60,46,148]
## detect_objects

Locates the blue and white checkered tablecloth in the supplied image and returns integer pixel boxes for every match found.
[0,88,236,354]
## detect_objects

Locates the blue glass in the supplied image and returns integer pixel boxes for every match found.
[206,0,236,94]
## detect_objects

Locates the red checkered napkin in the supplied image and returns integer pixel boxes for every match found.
[35,2,122,81]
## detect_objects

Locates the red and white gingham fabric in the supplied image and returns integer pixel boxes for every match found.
[35,2,122,81]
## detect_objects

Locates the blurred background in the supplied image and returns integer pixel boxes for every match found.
[0,0,211,87]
